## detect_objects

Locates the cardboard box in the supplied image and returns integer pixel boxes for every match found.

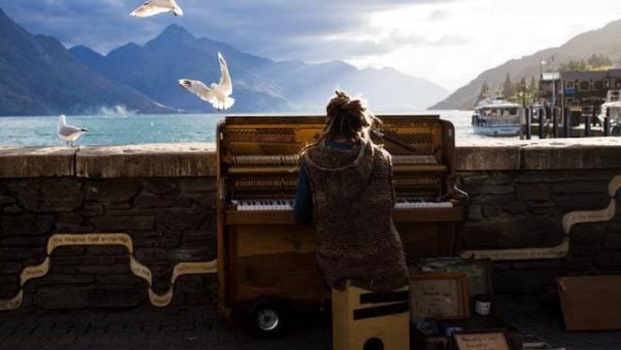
[558,275,621,331]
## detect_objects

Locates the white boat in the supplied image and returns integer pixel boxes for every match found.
[598,90,621,135]
[471,97,523,137]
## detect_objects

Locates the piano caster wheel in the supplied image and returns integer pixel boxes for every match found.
[246,298,288,339]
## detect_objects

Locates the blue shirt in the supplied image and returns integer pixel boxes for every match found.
[294,141,354,224]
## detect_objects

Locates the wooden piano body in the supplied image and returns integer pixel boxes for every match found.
[216,114,467,328]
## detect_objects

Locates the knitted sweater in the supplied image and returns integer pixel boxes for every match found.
[300,139,409,291]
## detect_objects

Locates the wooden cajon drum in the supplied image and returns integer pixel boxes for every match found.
[332,282,410,350]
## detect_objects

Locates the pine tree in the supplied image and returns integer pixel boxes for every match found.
[587,54,612,68]
[502,73,513,98]
[560,60,587,71]
[478,82,490,100]
[529,77,538,103]
[517,77,527,105]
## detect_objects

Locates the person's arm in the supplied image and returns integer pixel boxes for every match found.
[294,164,313,224]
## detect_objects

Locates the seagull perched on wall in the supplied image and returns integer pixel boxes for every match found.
[57,115,88,146]
[130,0,184,17]
[178,52,235,111]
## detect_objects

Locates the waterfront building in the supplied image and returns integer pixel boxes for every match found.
[539,72,561,108]
[539,68,621,128]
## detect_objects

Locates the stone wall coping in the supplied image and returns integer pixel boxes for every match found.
[1,138,620,178]
[0,146,76,178]
[456,137,621,171]
[0,143,216,178]
[76,143,216,178]
[457,137,621,147]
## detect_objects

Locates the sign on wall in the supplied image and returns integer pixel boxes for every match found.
[0,233,217,311]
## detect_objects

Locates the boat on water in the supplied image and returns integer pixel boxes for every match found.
[471,97,523,137]
[598,90,621,135]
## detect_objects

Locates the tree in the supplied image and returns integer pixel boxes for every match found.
[587,54,612,68]
[502,73,513,98]
[560,59,588,71]
[478,81,490,101]
[529,77,538,103]
[517,77,527,105]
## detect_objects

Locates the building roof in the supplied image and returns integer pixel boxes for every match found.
[541,72,560,81]
[561,70,608,80]
[608,69,621,78]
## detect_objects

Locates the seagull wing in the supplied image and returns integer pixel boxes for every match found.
[58,120,83,139]
[179,79,217,103]
[57,115,66,135]
[220,97,235,110]
[217,52,233,96]
[59,124,82,137]
[170,0,184,16]
[130,1,171,17]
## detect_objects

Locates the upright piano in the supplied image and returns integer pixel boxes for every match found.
[216,114,467,322]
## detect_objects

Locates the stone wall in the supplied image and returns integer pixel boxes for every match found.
[1,138,621,310]
[0,144,218,310]
[456,138,621,293]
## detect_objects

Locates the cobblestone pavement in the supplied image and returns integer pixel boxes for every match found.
[1,295,621,350]
[494,294,621,350]
[0,305,331,350]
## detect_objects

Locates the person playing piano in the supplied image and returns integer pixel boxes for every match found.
[293,90,409,292]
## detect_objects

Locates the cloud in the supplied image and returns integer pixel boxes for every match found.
[426,9,452,21]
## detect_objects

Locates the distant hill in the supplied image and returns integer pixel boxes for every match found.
[71,25,450,113]
[0,8,169,116]
[430,19,621,110]
[257,59,447,112]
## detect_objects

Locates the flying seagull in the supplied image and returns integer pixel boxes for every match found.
[130,0,183,17]
[57,115,88,146]
[178,52,235,111]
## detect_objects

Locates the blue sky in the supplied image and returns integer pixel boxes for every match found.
[2,0,621,91]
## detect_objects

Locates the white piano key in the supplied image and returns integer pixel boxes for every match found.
[235,198,452,211]
[236,199,295,211]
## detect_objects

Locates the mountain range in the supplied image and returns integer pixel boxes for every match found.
[0,7,449,116]
[4,4,621,115]
[0,8,168,115]
[430,18,621,110]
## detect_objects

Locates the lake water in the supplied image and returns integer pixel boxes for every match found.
[0,110,487,147]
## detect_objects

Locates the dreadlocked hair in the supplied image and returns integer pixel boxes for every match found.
[300,90,381,157]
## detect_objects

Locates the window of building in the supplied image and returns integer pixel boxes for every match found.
[566,81,575,89]
[593,81,603,91]
[579,81,590,91]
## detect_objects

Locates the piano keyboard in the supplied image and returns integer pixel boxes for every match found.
[232,155,298,166]
[230,154,438,166]
[234,200,296,211]
[232,199,453,211]
[394,199,453,209]
[392,155,437,165]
